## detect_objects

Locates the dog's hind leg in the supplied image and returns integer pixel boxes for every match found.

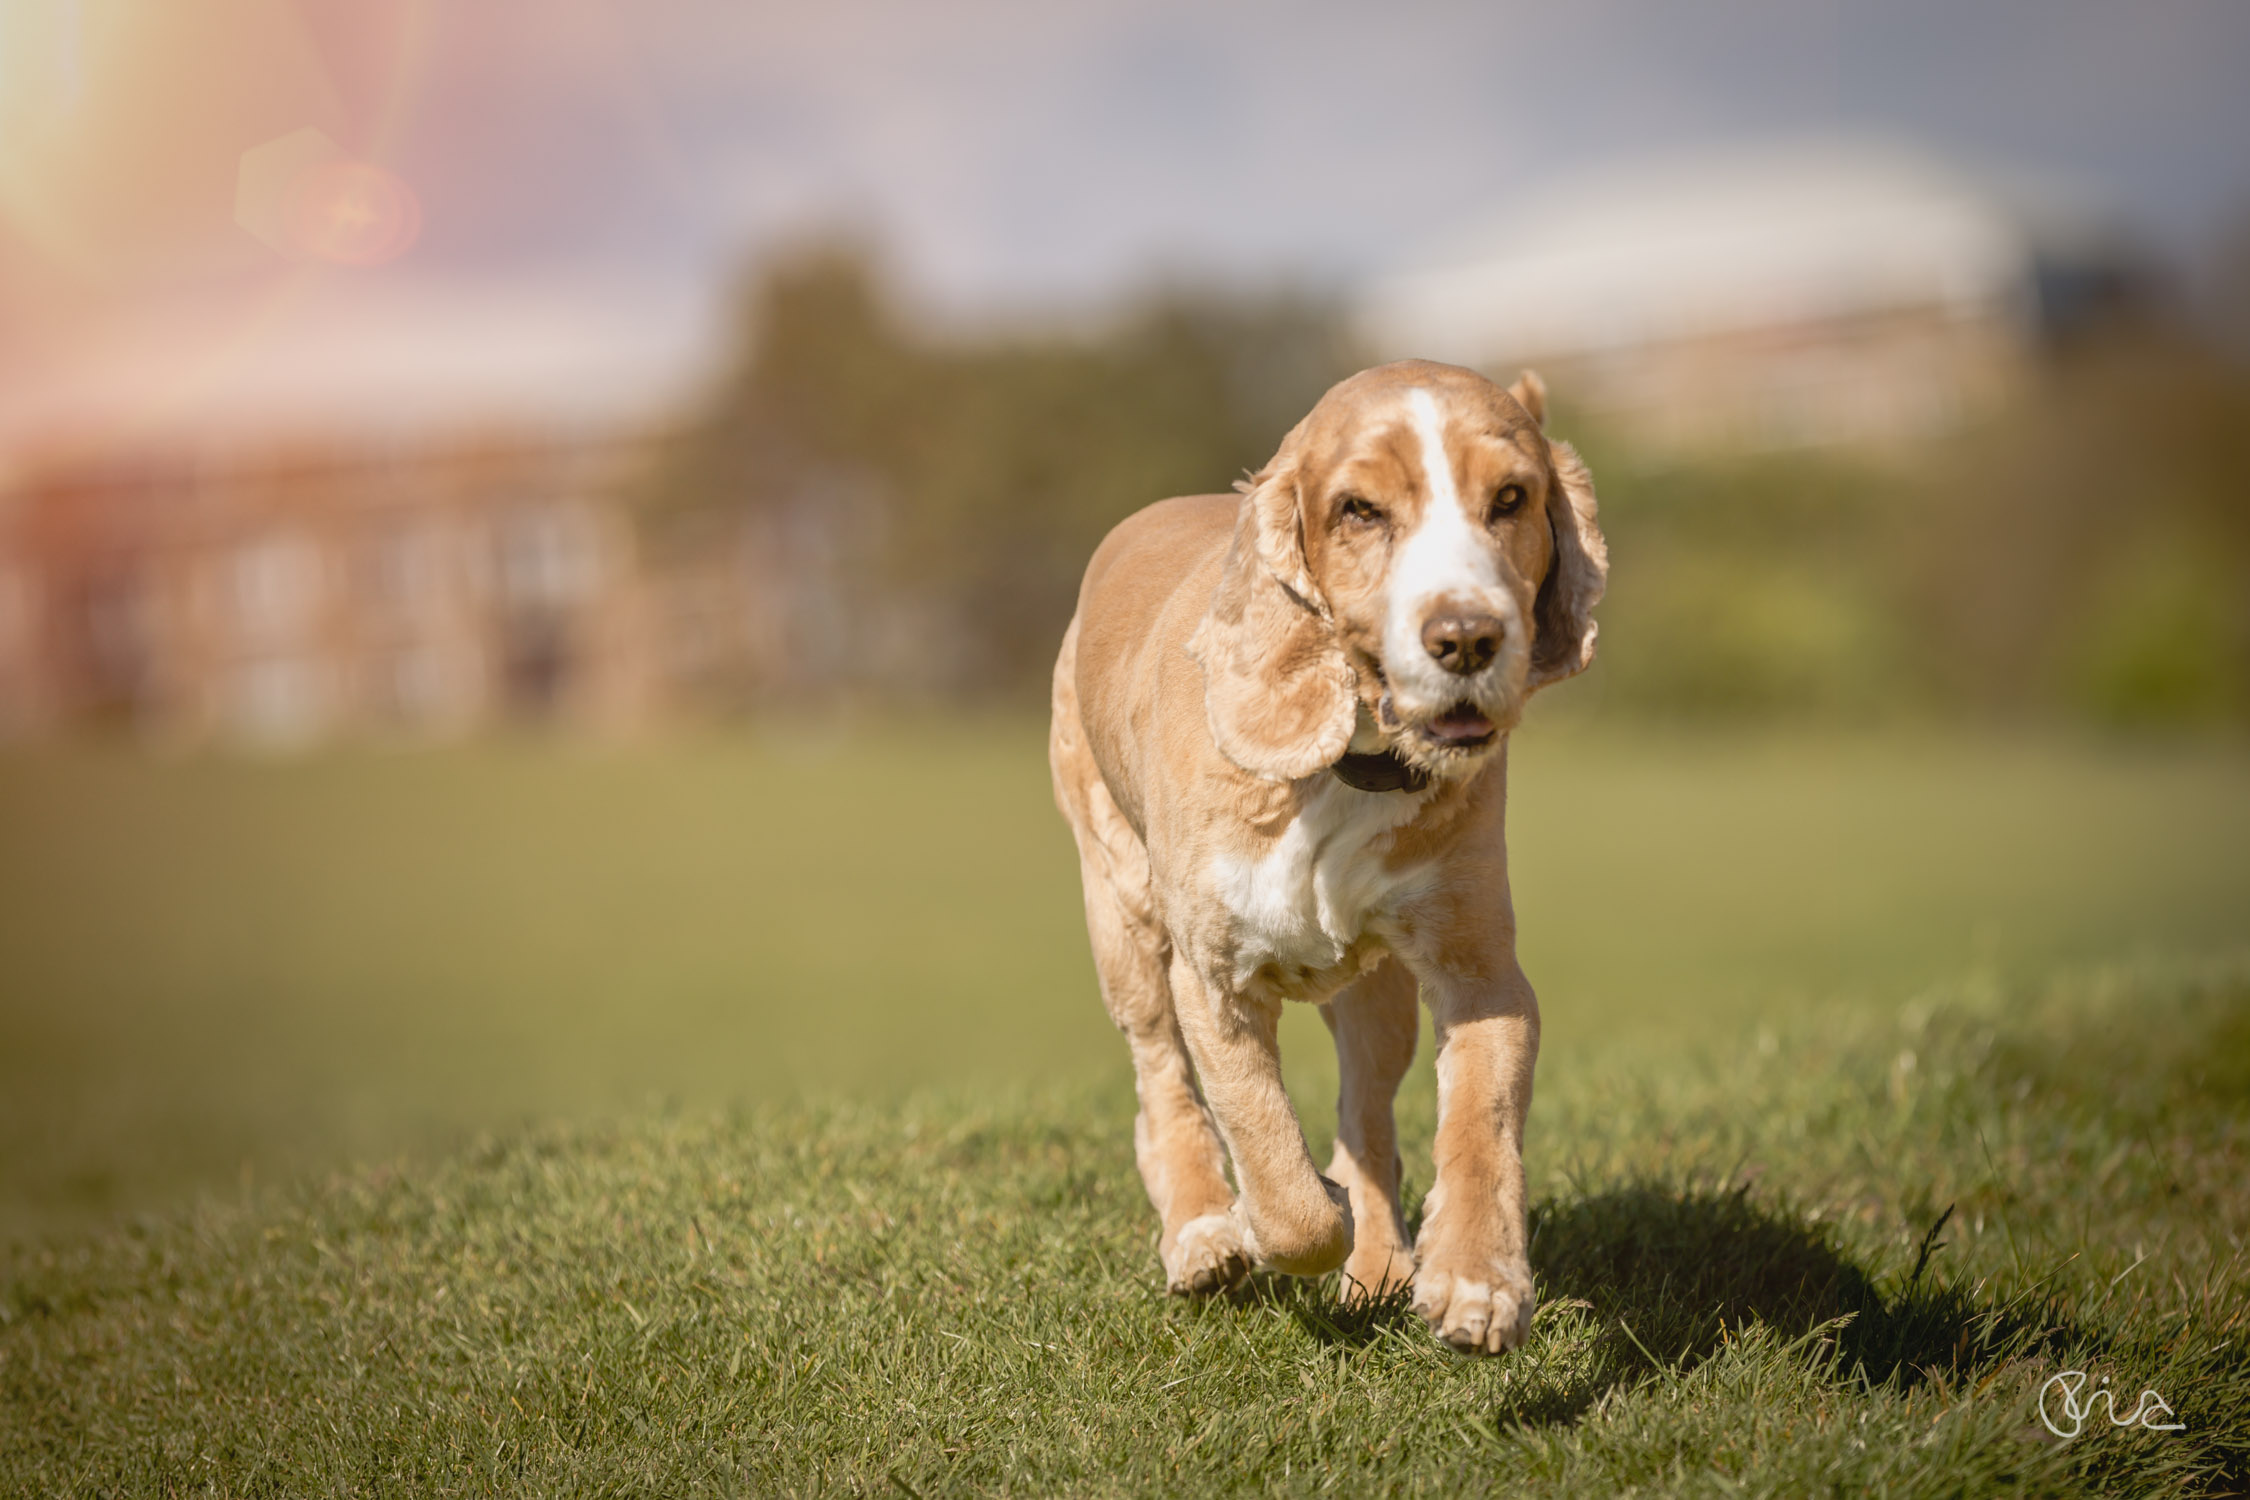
[1070,810,1248,1295]
[1322,958,1419,1304]
[1051,657,1246,1293]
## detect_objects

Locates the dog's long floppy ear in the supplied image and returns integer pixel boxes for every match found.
[1529,437,1609,690]
[1187,450,1358,781]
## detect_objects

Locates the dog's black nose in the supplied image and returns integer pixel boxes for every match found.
[1421,612,1504,675]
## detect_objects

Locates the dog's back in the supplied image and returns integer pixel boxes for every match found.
[1063,492,1237,838]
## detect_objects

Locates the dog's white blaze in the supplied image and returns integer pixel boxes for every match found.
[1382,388,1519,715]
[1209,778,1431,991]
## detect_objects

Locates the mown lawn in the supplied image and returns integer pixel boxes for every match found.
[2,722,2245,1240]
[1,723,2247,1494]
[3,961,2245,1495]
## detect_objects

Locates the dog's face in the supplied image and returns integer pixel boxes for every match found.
[1191,360,1607,784]
[1297,368,1561,771]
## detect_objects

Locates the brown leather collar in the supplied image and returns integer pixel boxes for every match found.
[1331,749,1429,793]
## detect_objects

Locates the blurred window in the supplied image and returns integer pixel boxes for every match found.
[229,532,323,646]
[500,617,571,717]
[496,503,595,610]
[79,567,155,707]
[360,519,445,625]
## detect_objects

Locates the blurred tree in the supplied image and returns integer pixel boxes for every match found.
[1558,437,1913,724]
[644,246,2250,730]
[2208,206,2250,368]
[1898,318,2250,727]
[646,246,1363,701]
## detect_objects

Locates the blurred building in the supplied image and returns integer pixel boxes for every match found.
[0,431,660,746]
[648,471,903,713]
[1360,140,2142,454]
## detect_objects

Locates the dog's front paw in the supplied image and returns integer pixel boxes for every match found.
[1163,1210,1253,1296]
[1410,1257,1534,1354]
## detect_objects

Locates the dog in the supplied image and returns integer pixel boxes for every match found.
[1048,359,1606,1353]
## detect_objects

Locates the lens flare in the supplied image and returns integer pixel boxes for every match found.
[284,159,421,266]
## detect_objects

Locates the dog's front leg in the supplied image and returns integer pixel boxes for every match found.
[1322,959,1419,1303]
[1167,950,1353,1277]
[1409,964,1539,1353]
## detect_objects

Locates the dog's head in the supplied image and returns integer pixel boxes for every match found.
[1189,360,1607,783]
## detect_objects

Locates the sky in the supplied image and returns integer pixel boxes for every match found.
[2,0,2247,446]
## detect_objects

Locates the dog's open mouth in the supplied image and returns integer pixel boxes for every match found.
[1421,702,1497,748]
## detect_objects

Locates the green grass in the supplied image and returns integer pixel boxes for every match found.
[1,724,2247,1494]
[2,723,2245,1240]
[3,961,2244,1495]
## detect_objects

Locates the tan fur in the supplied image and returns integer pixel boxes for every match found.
[1049,360,1606,1353]
[1530,439,1608,688]
[1187,457,1359,782]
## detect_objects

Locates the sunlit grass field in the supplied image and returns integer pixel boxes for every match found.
[2,722,2247,1494]
[2,721,2244,1239]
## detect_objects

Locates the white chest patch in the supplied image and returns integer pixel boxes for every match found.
[1207,779,1432,993]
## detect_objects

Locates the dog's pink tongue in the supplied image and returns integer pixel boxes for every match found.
[1428,705,1495,742]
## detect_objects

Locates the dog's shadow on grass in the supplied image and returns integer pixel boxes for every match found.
[1242,1181,2081,1431]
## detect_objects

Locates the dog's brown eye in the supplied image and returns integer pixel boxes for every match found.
[1340,495,1384,526]
[1488,484,1527,522]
